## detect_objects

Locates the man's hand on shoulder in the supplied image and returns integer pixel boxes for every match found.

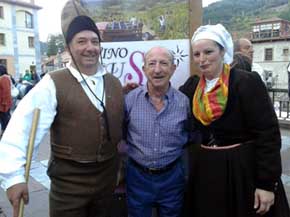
[123,83,139,94]
[6,183,29,217]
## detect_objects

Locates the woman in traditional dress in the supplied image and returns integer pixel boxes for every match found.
[180,24,290,217]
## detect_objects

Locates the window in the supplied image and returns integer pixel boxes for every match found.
[273,23,280,30]
[282,48,289,56]
[272,29,280,37]
[252,25,260,39]
[28,36,34,48]
[260,30,271,38]
[253,25,259,32]
[260,24,272,30]
[0,33,5,45]
[25,12,33,28]
[253,32,260,39]
[0,6,3,19]
[272,23,281,37]
[0,59,7,66]
[264,48,273,61]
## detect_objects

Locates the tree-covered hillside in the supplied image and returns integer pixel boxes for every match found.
[203,0,289,36]
[82,0,189,40]
[42,0,290,54]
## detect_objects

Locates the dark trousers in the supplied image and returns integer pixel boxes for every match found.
[126,159,185,217]
[47,155,118,217]
[0,111,11,131]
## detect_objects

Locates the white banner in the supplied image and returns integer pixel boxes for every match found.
[101,39,190,89]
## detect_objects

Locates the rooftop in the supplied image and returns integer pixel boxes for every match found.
[252,17,290,25]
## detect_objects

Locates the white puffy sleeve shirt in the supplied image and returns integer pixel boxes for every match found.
[0,65,106,190]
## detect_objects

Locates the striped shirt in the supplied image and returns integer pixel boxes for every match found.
[124,84,190,168]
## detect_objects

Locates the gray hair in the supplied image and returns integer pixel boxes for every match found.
[144,46,175,64]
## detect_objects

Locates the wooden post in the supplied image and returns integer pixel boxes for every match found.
[189,0,202,76]
[18,109,40,217]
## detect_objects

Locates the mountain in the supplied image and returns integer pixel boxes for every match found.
[203,0,290,37]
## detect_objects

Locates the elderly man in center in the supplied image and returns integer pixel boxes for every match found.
[124,46,191,217]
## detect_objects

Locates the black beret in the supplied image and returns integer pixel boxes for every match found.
[65,15,100,44]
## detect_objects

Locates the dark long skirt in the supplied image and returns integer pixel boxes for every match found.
[186,143,290,217]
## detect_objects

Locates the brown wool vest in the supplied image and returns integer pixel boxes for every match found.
[49,68,123,162]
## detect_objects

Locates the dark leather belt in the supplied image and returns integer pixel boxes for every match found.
[129,157,180,175]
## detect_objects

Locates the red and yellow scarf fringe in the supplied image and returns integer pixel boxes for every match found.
[192,64,230,126]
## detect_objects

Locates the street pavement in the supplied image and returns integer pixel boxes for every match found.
[0,133,50,217]
[0,129,290,217]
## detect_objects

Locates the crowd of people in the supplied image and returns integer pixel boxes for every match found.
[0,64,28,136]
[0,66,40,137]
[0,0,289,217]
[0,65,13,137]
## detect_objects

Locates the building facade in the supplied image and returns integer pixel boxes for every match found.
[0,0,41,79]
[42,50,70,75]
[251,17,290,89]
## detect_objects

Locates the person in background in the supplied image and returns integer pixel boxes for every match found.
[179,23,290,217]
[22,70,32,82]
[0,67,18,111]
[234,38,254,61]
[0,1,123,217]
[234,38,266,82]
[159,15,166,33]
[124,46,191,217]
[0,65,13,134]
[231,51,252,72]
[30,70,40,84]
[18,70,34,97]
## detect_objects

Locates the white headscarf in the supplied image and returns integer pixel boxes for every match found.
[191,24,233,64]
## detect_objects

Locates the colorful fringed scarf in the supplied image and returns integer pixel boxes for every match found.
[193,64,230,126]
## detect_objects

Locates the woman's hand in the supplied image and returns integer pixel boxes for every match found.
[254,188,275,215]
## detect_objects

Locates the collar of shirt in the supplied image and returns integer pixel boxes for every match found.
[140,83,174,103]
[67,62,106,110]
[205,77,219,93]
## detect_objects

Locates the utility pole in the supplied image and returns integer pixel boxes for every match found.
[189,0,202,76]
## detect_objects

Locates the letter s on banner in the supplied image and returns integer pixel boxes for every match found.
[124,51,144,85]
